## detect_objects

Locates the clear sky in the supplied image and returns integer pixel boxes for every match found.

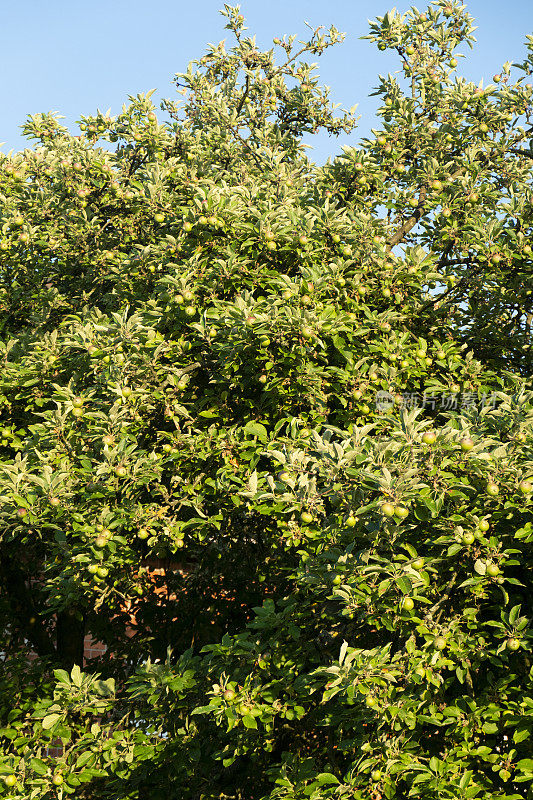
[1,0,532,165]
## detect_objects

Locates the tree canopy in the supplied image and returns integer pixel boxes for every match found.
[1,2,533,798]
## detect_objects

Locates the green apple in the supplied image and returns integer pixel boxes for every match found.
[486,563,500,577]
[381,502,395,517]
[460,437,474,452]
[394,505,409,519]
[433,636,447,650]
[402,596,414,612]
[486,482,499,497]
[422,431,436,445]
[300,511,314,524]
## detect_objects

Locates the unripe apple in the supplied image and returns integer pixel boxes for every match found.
[460,437,474,452]
[394,505,409,519]
[381,502,395,517]
[346,515,356,528]
[365,695,377,708]
[422,431,436,445]
[371,769,382,781]
[519,480,532,494]
[433,636,447,650]
[115,466,127,478]
[223,689,236,701]
[402,596,414,612]
[478,519,490,532]
[507,638,520,651]
[462,532,475,545]
[4,775,17,787]
[486,563,500,577]
[486,482,499,497]
[300,511,314,524]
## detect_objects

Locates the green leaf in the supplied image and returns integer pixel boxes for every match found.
[42,713,61,730]
[244,421,268,442]
[30,758,48,775]
[317,773,340,785]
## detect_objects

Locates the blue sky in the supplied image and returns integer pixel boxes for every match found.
[1,0,532,165]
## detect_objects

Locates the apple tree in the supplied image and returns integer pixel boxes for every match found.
[0,2,532,798]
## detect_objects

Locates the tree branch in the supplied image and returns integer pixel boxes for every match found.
[387,186,428,248]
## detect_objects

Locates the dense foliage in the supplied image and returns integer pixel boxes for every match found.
[1,2,533,797]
